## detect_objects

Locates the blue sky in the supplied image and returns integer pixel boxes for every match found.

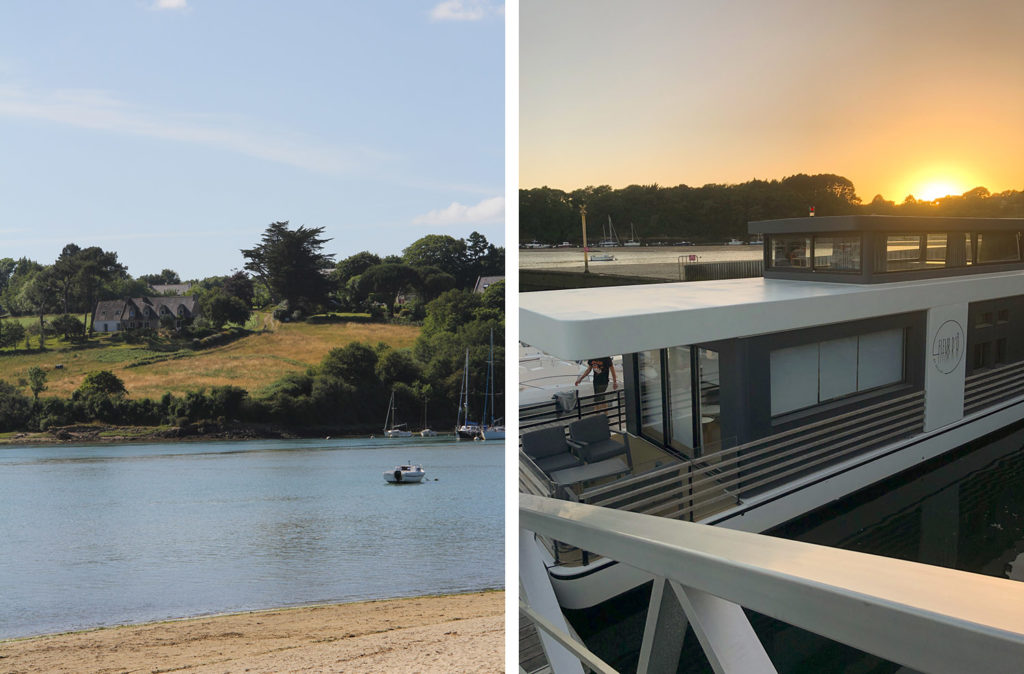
[0,0,504,280]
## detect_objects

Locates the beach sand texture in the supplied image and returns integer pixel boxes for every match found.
[0,591,504,673]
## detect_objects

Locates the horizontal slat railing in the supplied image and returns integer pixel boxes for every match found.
[573,391,924,523]
[965,361,1024,415]
[521,494,1024,674]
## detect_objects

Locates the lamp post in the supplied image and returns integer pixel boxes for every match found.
[581,205,590,274]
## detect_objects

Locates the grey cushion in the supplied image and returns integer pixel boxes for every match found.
[522,426,570,459]
[569,415,611,445]
[536,452,584,473]
[577,437,626,463]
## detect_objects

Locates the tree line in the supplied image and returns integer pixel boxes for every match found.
[0,223,503,347]
[520,175,1024,244]
[0,279,504,434]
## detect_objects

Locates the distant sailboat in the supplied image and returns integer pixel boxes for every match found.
[623,223,641,247]
[383,390,412,438]
[480,329,505,441]
[419,398,438,437]
[455,349,480,439]
[597,216,620,247]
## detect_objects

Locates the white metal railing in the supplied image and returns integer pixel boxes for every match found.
[520,493,1024,674]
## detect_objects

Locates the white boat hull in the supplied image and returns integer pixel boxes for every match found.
[384,429,413,438]
[383,466,425,483]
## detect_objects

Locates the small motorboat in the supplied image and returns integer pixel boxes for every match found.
[384,464,425,484]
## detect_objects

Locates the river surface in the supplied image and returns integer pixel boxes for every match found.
[0,436,503,640]
[520,245,762,271]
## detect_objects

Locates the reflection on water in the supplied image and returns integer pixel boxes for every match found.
[0,437,503,639]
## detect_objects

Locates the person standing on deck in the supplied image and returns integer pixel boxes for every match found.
[575,357,617,411]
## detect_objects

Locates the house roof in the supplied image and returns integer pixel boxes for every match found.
[150,283,193,295]
[474,275,504,293]
[93,296,201,322]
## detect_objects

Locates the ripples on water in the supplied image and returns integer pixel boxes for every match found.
[0,437,503,639]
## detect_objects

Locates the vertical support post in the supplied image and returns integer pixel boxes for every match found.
[637,577,690,674]
[581,205,590,274]
[520,530,586,674]
[671,581,777,674]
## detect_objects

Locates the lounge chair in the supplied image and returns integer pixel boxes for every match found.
[521,426,583,474]
[568,415,629,464]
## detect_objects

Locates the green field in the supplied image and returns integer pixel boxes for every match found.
[0,314,421,400]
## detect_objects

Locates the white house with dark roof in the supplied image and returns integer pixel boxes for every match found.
[93,296,201,332]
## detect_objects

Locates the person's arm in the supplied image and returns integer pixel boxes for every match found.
[575,364,593,386]
[610,361,618,388]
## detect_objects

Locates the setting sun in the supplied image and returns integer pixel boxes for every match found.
[916,181,967,202]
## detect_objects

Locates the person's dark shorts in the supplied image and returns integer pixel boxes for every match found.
[593,382,608,402]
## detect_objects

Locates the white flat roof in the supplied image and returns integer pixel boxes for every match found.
[520,272,1024,360]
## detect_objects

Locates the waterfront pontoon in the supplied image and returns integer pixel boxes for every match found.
[520,215,1024,610]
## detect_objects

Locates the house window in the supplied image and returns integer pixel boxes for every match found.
[770,328,905,416]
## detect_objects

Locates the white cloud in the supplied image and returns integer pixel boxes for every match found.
[0,85,386,176]
[430,0,501,21]
[151,0,188,10]
[413,196,504,225]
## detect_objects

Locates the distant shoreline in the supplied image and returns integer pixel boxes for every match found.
[0,422,446,446]
[0,590,504,673]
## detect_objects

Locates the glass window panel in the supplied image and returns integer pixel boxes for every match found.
[698,348,722,451]
[770,343,819,415]
[770,235,812,269]
[813,235,861,272]
[976,231,1021,263]
[819,337,858,401]
[925,233,947,265]
[886,234,924,271]
[638,350,664,441]
[666,346,694,453]
[857,329,904,390]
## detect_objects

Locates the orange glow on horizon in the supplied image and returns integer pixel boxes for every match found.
[896,165,978,203]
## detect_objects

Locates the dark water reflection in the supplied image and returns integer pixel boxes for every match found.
[0,437,503,639]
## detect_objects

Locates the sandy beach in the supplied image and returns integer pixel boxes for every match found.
[0,591,504,673]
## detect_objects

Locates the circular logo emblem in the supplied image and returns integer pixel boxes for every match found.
[931,319,965,374]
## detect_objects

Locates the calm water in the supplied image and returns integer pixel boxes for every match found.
[0,436,504,640]
[519,245,762,271]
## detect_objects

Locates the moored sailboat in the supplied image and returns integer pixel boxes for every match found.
[382,390,412,438]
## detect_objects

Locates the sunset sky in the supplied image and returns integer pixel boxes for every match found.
[520,0,1024,203]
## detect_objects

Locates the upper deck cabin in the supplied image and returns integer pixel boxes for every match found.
[520,216,1024,513]
[755,214,1024,283]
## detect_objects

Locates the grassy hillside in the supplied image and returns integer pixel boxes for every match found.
[0,314,420,400]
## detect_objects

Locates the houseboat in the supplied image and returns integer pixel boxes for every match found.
[520,215,1024,610]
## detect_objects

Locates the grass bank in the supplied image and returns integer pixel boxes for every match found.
[0,313,421,400]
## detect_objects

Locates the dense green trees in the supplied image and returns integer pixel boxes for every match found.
[241,221,335,313]
[333,232,502,318]
[520,177,1024,245]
